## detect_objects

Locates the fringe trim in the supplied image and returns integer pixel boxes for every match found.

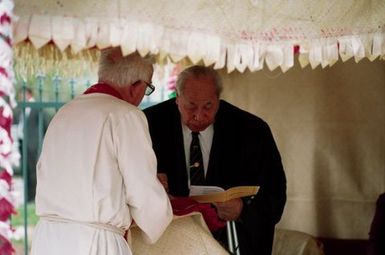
[13,15,385,73]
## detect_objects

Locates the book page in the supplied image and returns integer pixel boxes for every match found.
[189,185,225,196]
[190,186,259,203]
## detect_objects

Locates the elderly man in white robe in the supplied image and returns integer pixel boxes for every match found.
[30,47,173,255]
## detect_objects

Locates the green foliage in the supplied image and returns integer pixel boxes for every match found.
[11,202,39,227]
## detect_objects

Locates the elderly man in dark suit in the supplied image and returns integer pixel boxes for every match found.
[144,65,286,255]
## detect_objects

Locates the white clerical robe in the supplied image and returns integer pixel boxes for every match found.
[31,93,173,255]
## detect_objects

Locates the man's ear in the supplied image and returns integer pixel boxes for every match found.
[127,84,136,98]
[128,81,142,97]
[126,81,145,106]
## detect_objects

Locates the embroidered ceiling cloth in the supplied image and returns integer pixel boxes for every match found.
[13,0,385,72]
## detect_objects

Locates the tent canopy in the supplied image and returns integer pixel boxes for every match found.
[8,0,385,242]
[13,0,385,73]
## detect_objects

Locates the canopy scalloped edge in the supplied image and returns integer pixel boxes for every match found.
[13,15,385,73]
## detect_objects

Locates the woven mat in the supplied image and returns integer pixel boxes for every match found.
[130,212,229,255]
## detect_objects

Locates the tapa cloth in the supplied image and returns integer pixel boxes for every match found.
[131,212,229,255]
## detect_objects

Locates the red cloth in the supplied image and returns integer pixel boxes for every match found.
[0,170,12,186]
[0,106,12,135]
[0,235,14,255]
[0,198,16,222]
[171,197,226,232]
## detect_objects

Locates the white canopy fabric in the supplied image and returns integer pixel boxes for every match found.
[7,0,385,244]
[13,0,385,73]
[220,58,385,240]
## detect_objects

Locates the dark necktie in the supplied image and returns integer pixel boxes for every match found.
[190,132,205,185]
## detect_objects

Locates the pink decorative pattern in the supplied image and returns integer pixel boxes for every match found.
[0,1,16,254]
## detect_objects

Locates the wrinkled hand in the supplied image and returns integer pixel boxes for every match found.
[157,173,169,193]
[213,198,243,221]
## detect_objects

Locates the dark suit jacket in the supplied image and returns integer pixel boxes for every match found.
[144,98,287,255]
[14,106,50,201]
[368,193,385,255]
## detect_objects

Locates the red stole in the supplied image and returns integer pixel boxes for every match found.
[83,83,123,100]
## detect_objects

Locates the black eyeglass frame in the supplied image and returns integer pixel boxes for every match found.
[143,81,155,96]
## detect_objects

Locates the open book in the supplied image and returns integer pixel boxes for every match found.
[189,185,259,203]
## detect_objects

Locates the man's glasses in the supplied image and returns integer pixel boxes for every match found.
[143,81,155,96]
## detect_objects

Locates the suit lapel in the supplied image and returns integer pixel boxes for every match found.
[205,101,224,185]
[170,103,190,195]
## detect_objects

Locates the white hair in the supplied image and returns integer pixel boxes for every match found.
[176,65,223,97]
[98,47,154,88]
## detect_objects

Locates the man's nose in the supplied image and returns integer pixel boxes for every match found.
[193,110,204,121]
